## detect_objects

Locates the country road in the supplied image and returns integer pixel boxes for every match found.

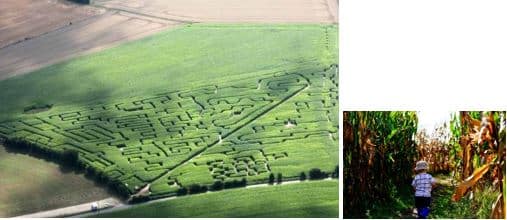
[14,197,121,218]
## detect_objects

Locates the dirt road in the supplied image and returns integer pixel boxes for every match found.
[14,197,122,218]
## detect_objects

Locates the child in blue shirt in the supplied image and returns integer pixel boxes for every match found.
[412,160,437,219]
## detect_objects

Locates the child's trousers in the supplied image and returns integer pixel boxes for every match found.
[415,196,431,218]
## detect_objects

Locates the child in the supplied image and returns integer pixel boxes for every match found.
[412,160,436,219]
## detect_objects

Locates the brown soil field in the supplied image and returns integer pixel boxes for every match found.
[0,0,337,80]
[94,0,338,23]
[0,0,103,49]
[0,145,113,217]
[0,11,178,80]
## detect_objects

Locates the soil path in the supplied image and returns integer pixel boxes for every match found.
[14,197,122,218]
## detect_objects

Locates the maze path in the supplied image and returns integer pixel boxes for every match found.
[0,71,318,195]
[149,67,338,197]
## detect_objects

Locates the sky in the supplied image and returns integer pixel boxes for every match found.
[416,110,454,133]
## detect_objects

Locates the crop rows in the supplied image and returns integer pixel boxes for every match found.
[0,67,338,197]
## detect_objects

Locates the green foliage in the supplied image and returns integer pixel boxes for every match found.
[61,149,79,167]
[210,181,224,191]
[268,173,275,184]
[309,168,327,180]
[188,184,207,194]
[300,172,307,181]
[93,181,339,218]
[276,173,283,184]
[343,111,418,218]
[176,187,188,196]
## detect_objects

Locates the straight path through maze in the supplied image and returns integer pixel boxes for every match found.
[0,70,338,197]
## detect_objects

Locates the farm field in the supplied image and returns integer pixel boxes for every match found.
[0,0,337,81]
[93,0,338,24]
[92,180,339,218]
[0,144,112,217]
[0,11,177,80]
[0,0,102,49]
[0,23,338,206]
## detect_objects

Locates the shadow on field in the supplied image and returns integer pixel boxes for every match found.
[0,144,115,217]
[0,66,130,207]
[1,141,124,200]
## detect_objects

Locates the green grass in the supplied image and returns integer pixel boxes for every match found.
[431,183,500,219]
[362,175,501,219]
[0,24,338,198]
[92,180,338,218]
[0,145,111,217]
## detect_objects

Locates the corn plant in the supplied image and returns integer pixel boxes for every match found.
[415,124,452,173]
[450,111,505,219]
[343,111,418,217]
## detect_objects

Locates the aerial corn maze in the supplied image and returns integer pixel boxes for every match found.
[0,24,338,205]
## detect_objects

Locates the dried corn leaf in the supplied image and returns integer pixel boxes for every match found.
[452,163,490,201]
[490,194,504,219]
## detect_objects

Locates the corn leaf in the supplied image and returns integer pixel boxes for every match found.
[452,163,490,202]
[490,194,504,219]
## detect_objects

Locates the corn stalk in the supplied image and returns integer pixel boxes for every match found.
[416,124,452,173]
[450,111,505,219]
[344,111,418,217]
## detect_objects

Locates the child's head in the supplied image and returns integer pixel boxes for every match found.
[415,160,429,173]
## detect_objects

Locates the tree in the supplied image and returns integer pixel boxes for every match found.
[332,165,339,178]
[224,181,234,189]
[61,149,79,167]
[188,184,203,194]
[300,172,307,181]
[309,168,326,180]
[276,173,282,184]
[268,173,275,184]
[85,165,97,177]
[210,181,224,191]
[240,178,247,187]
[177,187,188,196]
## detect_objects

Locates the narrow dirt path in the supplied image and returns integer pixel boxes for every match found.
[14,197,122,218]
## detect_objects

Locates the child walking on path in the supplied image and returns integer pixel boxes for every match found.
[412,160,436,219]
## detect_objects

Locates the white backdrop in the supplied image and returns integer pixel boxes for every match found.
[338,1,507,218]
